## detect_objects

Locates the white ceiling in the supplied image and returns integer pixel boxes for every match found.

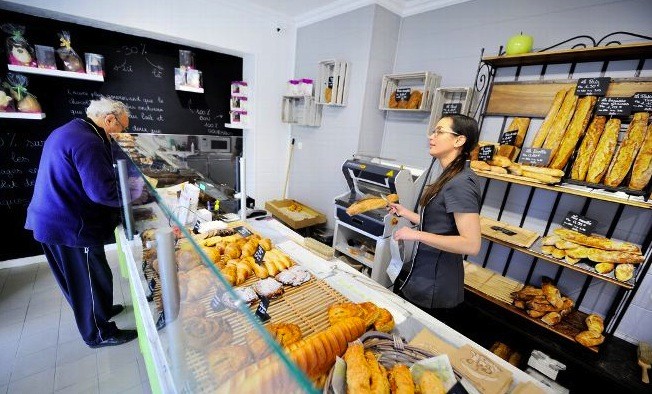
[240,0,473,27]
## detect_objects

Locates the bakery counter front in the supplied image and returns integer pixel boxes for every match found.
[115,197,548,394]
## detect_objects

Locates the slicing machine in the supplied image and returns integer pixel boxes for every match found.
[333,157,430,286]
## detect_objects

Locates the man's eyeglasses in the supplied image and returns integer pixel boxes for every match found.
[429,126,460,137]
[113,113,129,133]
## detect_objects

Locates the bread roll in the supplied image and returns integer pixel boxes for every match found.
[551,247,566,260]
[532,88,569,148]
[343,343,371,393]
[542,281,564,309]
[575,330,604,347]
[586,118,621,183]
[374,308,395,333]
[571,116,606,181]
[526,309,547,318]
[594,262,615,274]
[549,96,597,170]
[543,88,579,158]
[615,264,635,282]
[506,117,531,148]
[586,314,604,333]
[629,123,652,190]
[470,160,491,172]
[407,90,423,110]
[541,312,561,326]
[488,155,512,167]
[604,112,650,187]
[565,256,581,265]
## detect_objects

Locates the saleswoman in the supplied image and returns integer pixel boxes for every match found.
[389,114,481,316]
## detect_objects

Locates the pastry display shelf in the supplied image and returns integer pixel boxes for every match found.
[7,64,104,81]
[482,42,652,67]
[474,170,652,209]
[379,71,441,111]
[463,261,599,353]
[0,112,46,119]
[175,85,204,93]
[482,234,635,289]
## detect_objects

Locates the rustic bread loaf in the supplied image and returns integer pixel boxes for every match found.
[549,96,597,170]
[586,118,621,184]
[628,122,652,190]
[532,88,569,148]
[604,112,649,187]
[571,116,606,181]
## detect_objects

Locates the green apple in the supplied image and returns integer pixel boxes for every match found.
[506,33,533,55]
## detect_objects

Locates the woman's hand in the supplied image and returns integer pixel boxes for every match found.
[393,226,420,242]
[388,203,420,224]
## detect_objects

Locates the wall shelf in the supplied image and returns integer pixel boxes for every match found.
[8,64,104,81]
[473,170,652,209]
[428,87,476,133]
[379,71,441,111]
[315,59,349,106]
[281,95,322,127]
[175,85,204,93]
[0,112,46,119]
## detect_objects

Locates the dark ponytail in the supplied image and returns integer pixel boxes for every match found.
[419,114,479,206]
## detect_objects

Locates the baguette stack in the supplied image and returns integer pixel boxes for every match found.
[571,116,607,181]
[604,112,650,187]
[549,95,597,170]
[532,88,570,148]
[542,87,579,159]
[629,122,652,190]
[585,118,621,184]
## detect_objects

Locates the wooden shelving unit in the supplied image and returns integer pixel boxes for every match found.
[482,42,652,67]
[473,170,652,209]
[8,64,104,81]
[463,261,599,352]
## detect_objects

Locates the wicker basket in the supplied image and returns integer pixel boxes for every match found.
[324,331,440,393]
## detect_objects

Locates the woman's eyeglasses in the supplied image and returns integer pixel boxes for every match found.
[429,126,460,137]
[113,113,129,133]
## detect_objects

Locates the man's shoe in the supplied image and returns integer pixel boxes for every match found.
[87,329,137,349]
[110,304,125,318]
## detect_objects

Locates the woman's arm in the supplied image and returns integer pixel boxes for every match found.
[393,212,481,256]
[388,203,420,224]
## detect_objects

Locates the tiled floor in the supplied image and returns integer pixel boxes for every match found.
[0,251,151,394]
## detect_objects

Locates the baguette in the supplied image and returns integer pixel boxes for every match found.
[565,246,590,259]
[489,165,508,174]
[519,165,565,177]
[470,160,491,172]
[554,228,641,253]
[554,240,580,250]
[571,116,606,181]
[604,112,650,187]
[532,88,569,148]
[488,155,512,167]
[586,118,621,183]
[507,163,523,176]
[346,194,398,216]
[549,96,597,170]
[506,117,531,148]
[629,123,652,190]
[543,88,579,159]
[521,170,561,184]
[587,249,644,264]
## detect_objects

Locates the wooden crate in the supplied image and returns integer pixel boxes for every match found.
[281,95,322,127]
[428,86,477,133]
[265,199,326,230]
[379,71,442,111]
[315,59,349,106]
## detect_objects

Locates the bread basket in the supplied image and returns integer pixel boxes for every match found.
[323,331,439,393]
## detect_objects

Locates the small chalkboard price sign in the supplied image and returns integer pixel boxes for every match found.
[234,226,253,237]
[256,296,271,322]
[575,77,610,96]
[596,97,632,116]
[442,103,462,115]
[499,130,518,146]
[395,87,412,102]
[478,145,495,162]
[253,245,266,265]
[562,211,598,235]
[210,290,226,312]
[328,76,334,89]
[519,148,552,166]
[632,92,652,112]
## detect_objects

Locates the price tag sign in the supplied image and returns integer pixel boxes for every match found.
[442,102,462,115]
[478,145,495,162]
[253,245,266,265]
[575,77,610,96]
[210,290,226,312]
[255,296,271,322]
[632,92,652,112]
[596,97,632,116]
[328,76,333,88]
[234,226,252,237]
[192,219,202,234]
[519,148,552,166]
[395,87,412,102]
[562,211,598,235]
[499,130,518,146]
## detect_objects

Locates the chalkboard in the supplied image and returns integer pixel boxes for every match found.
[596,97,632,116]
[562,211,598,235]
[499,130,518,145]
[395,87,411,102]
[442,103,462,115]
[632,92,652,112]
[575,77,610,96]
[0,9,242,260]
[519,148,552,166]
[478,145,495,161]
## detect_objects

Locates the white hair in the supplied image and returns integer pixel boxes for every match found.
[85,97,130,118]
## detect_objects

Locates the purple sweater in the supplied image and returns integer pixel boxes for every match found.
[25,118,121,247]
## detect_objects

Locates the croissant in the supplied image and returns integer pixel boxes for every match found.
[241,241,257,257]
[575,330,604,347]
[224,243,242,259]
[259,238,272,251]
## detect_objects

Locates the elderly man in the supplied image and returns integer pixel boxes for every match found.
[25,97,137,348]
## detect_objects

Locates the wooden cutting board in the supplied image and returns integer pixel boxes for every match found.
[481,217,540,248]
